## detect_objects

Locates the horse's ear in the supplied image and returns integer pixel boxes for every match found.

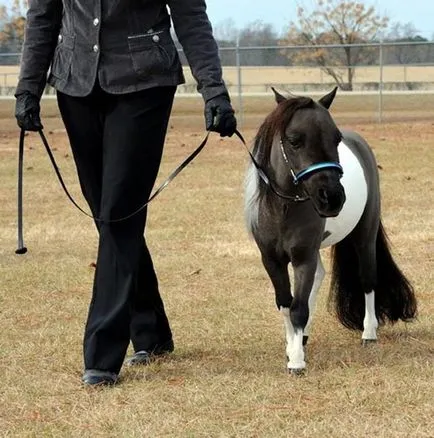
[271,87,287,104]
[318,87,338,109]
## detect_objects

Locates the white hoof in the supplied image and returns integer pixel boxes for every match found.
[287,359,306,372]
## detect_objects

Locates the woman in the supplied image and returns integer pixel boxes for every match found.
[15,0,237,386]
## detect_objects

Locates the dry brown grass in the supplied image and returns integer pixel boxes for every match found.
[0,96,433,437]
[2,65,434,89]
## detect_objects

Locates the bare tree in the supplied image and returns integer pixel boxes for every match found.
[213,18,238,46]
[11,0,28,15]
[386,22,428,64]
[238,20,277,46]
[0,0,27,58]
[280,0,388,90]
[238,20,285,66]
[213,19,287,66]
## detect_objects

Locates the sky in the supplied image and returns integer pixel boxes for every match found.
[205,0,434,39]
[1,0,433,39]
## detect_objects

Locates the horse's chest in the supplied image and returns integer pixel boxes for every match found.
[321,142,368,248]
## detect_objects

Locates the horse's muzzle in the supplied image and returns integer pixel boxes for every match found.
[314,184,346,218]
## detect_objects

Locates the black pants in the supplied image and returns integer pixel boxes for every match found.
[57,84,176,374]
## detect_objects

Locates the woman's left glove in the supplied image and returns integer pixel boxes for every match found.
[204,94,237,137]
[15,91,43,131]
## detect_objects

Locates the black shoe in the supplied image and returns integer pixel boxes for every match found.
[82,369,118,386]
[126,339,174,366]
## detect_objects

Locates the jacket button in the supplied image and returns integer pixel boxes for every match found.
[93,44,99,52]
[93,18,99,26]
[152,35,160,43]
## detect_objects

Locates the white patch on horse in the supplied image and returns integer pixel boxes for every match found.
[244,161,260,236]
[280,307,306,371]
[288,329,306,371]
[362,291,378,341]
[321,141,368,248]
[304,254,325,338]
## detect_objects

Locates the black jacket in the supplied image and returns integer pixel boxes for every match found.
[15,0,228,101]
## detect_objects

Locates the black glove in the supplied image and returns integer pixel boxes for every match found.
[15,91,43,131]
[204,94,237,137]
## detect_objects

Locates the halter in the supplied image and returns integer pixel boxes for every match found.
[279,139,343,186]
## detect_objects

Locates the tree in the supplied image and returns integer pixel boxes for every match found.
[212,18,239,66]
[0,16,26,48]
[213,19,287,66]
[11,0,28,16]
[213,18,238,47]
[383,22,432,90]
[0,0,27,59]
[238,20,277,47]
[280,0,389,90]
[238,20,285,66]
[385,22,429,65]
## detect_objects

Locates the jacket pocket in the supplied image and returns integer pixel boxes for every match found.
[50,33,75,80]
[128,30,179,78]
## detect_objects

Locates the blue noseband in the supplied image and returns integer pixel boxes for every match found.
[280,139,343,186]
[292,162,343,185]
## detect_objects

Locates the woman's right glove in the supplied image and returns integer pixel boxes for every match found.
[15,91,43,131]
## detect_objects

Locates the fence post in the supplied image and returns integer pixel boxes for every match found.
[378,39,384,123]
[235,34,243,127]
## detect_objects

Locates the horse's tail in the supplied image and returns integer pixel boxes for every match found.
[329,220,417,330]
[374,221,418,324]
[328,230,365,330]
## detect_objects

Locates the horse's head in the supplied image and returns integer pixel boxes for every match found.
[269,87,346,218]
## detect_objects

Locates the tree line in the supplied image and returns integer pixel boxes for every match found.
[1,0,433,90]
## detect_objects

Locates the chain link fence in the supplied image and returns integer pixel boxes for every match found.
[2,41,434,122]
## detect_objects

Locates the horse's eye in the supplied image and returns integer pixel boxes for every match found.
[286,134,303,149]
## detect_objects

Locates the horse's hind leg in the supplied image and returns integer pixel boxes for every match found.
[363,290,378,344]
[331,233,379,343]
[357,243,379,344]
[303,253,325,345]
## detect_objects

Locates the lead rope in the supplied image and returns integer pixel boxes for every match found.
[15,129,27,254]
[16,128,236,253]
[15,128,306,254]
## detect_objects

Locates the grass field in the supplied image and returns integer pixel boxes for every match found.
[0,94,433,437]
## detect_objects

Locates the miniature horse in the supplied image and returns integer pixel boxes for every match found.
[244,87,417,373]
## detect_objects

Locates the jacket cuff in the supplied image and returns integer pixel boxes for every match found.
[15,82,45,100]
[200,85,230,102]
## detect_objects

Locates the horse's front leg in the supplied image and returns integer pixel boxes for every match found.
[286,250,318,373]
[260,252,294,365]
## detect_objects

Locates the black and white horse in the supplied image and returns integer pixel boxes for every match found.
[244,87,417,373]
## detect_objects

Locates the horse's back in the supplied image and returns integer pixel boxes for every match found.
[321,130,378,248]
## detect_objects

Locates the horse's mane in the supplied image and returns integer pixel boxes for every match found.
[253,96,315,168]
